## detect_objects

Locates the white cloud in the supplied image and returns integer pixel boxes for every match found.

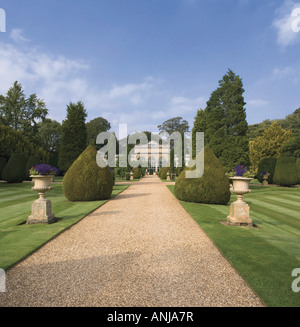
[10,29,29,43]
[273,0,300,47]
[0,38,204,134]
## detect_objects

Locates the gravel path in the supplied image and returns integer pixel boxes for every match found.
[0,176,263,307]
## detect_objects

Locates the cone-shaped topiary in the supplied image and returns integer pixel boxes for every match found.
[132,167,141,179]
[2,153,27,183]
[62,145,113,201]
[273,157,298,186]
[25,155,41,180]
[296,158,300,184]
[174,147,230,204]
[257,157,277,184]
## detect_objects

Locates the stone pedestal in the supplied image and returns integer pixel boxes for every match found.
[27,175,55,224]
[167,172,171,181]
[130,173,134,181]
[227,195,252,227]
[27,196,55,224]
[227,177,253,227]
[262,174,270,187]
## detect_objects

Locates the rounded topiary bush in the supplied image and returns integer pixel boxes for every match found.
[174,147,230,204]
[63,145,114,201]
[2,153,27,183]
[257,157,277,184]
[132,167,141,179]
[273,157,298,186]
[25,155,41,180]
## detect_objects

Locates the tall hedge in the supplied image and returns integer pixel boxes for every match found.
[296,158,300,184]
[257,157,277,184]
[0,157,7,179]
[2,153,27,183]
[174,146,230,204]
[62,145,113,201]
[273,157,298,186]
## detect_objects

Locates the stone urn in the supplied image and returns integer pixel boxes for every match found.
[130,171,134,180]
[227,177,253,227]
[167,171,171,181]
[262,173,270,186]
[27,175,55,224]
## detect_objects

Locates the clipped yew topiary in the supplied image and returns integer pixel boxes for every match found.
[2,153,27,183]
[159,167,170,179]
[273,157,298,186]
[174,147,230,204]
[257,157,277,184]
[25,155,41,180]
[132,167,141,179]
[62,145,113,201]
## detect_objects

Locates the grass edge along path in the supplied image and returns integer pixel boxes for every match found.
[0,183,129,271]
[167,185,300,308]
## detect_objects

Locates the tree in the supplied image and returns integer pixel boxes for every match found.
[192,69,249,171]
[157,117,189,135]
[86,117,111,148]
[59,101,87,173]
[37,119,62,167]
[249,122,293,172]
[0,125,48,162]
[0,81,48,144]
[247,119,274,141]
[192,109,206,158]
[282,131,300,158]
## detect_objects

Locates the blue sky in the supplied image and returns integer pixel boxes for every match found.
[0,0,300,134]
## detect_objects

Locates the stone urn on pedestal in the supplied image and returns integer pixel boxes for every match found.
[27,164,59,224]
[130,171,134,181]
[227,177,253,227]
[167,171,171,181]
[262,172,270,186]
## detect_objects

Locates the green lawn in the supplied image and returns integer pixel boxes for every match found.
[0,182,129,270]
[168,184,300,307]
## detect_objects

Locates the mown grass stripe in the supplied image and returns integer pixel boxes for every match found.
[261,195,300,207]
[249,197,300,220]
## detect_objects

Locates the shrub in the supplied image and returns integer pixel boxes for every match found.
[0,157,7,179]
[174,146,231,204]
[159,167,170,179]
[257,157,277,184]
[25,155,41,180]
[273,157,298,186]
[2,153,27,183]
[132,167,141,179]
[62,145,113,201]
